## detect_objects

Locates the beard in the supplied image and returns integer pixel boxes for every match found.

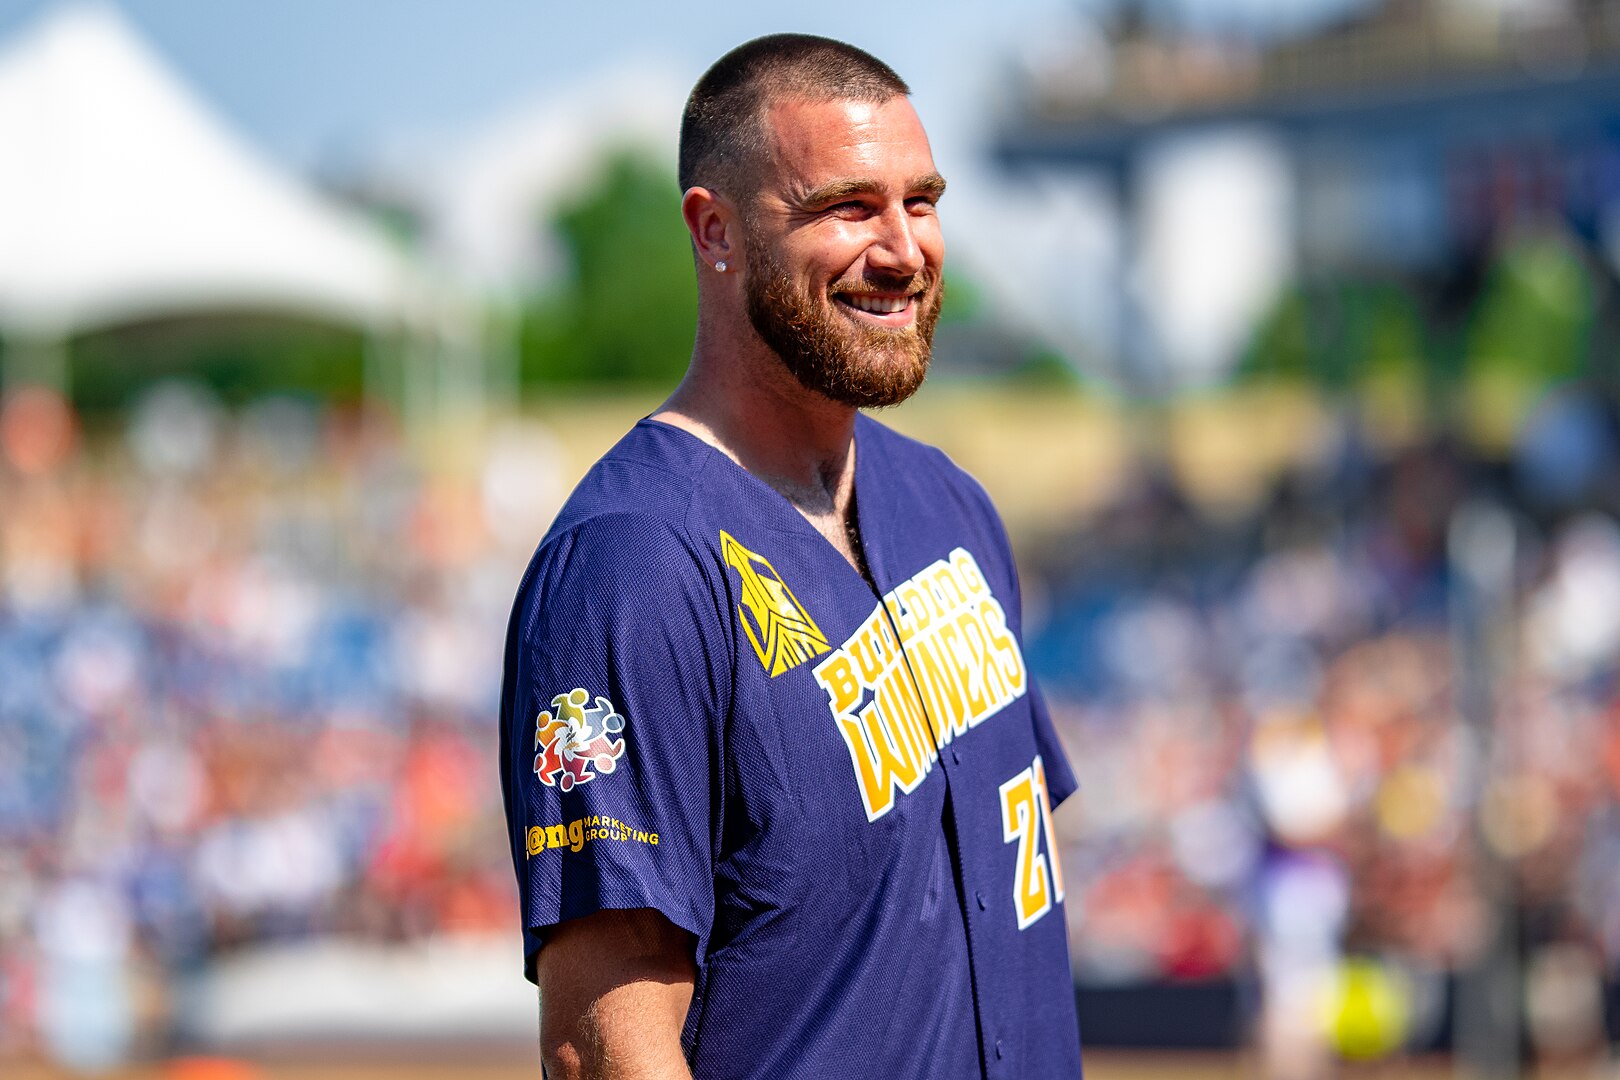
[743,241,941,410]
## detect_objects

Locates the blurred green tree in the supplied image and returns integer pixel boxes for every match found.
[1466,231,1592,384]
[937,268,980,327]
[70,314,365,416]
[1461,230,1595,448]
[521,149,696,389]
[1241,278,1426,393]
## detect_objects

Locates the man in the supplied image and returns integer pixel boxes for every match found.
[500,33,1083,1079]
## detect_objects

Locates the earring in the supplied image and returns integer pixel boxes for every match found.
[715,260,728,272]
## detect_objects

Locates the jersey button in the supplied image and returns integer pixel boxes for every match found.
[975,890,986,911]
[994,1039,1004,1059]
[950,748,961,766]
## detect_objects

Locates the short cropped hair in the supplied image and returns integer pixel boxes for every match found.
[679,34,909,201]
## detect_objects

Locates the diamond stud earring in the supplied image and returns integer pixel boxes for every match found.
[715,260,728,272]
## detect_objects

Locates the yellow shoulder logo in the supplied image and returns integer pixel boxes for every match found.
[720,530,831,677]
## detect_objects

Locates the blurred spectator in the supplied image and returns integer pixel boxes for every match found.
[0,381,531,1060]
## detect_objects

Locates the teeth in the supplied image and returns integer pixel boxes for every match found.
[841,294,909,315]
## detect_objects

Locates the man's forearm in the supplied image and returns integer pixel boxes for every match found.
[537,908,697,1080]
[543,989,694,1080]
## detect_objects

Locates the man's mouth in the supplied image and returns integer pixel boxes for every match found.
[833,291,917,325]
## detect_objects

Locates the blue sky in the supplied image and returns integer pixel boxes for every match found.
[0,0,1368,173]
[0,0,1075,170]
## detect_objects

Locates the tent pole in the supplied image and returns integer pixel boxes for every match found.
[402,329,436,443]
[363,328,406,426]
[445,318,483,428]
[487,294,521,415]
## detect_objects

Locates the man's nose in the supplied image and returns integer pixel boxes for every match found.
[867,204,925,279]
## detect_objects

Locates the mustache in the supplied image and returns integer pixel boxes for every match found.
[830,270,938,298]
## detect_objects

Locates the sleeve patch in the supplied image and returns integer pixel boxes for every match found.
[533,688,627,792]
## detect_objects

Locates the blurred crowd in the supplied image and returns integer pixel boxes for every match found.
[1034,384,1620,1061]
[0,382,559,1062]
[4,375,1620,1065]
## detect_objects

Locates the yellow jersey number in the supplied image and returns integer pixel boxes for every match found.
[997,755,1065,930]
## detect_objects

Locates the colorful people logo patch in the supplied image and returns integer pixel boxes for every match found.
[533,688,626,791]
[720,530,831,677]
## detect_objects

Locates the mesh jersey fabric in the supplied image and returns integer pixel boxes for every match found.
[499,414,1083,1080]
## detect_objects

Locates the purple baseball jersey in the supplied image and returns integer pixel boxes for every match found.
[500,414,1083,1079]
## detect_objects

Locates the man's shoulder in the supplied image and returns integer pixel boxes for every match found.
[857,412,1001,520]
[516,421,722,603]
[539,419,723,547]
[861,411,972,479]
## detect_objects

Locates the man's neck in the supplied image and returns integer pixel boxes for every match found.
[652,330,874,585]
[654,334,857,514]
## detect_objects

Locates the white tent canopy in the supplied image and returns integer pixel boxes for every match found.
[0,3,422,341]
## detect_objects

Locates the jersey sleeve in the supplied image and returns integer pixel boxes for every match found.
[1029,680,1078,807]
[499,513,730,982]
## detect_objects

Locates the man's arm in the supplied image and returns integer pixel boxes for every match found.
[537,907,697,1080]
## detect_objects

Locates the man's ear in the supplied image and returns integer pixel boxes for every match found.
[682,186,737,273]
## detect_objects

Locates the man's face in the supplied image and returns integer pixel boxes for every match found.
[740,95,946,409]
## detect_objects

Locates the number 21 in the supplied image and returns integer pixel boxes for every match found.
[998,755,1065,930]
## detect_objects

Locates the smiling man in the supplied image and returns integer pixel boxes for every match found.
[499,34,1083,1080]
